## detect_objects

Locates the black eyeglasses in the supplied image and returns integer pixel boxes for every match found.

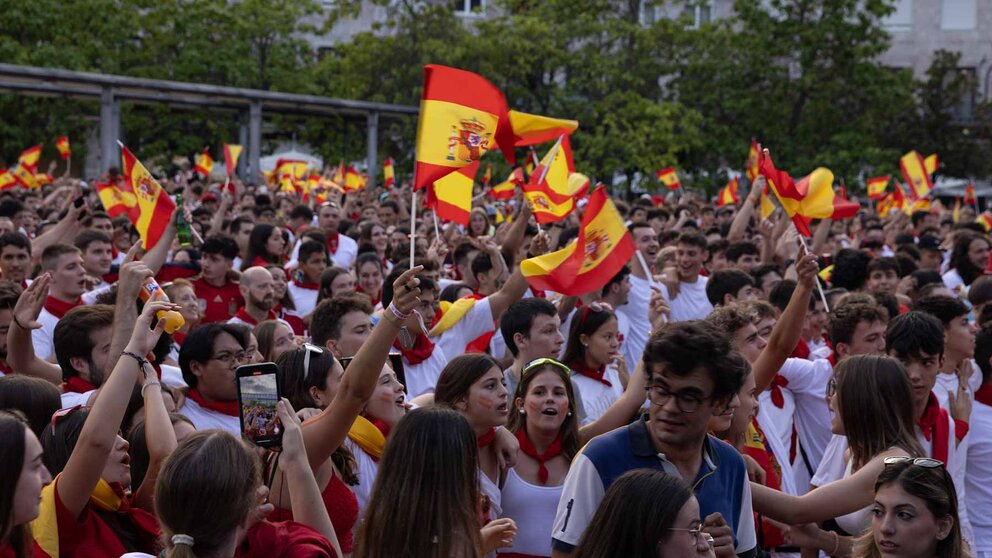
[211,351,248,367]
[666,526,714,548]
[645,384,710,414]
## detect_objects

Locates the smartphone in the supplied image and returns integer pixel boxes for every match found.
[73,196,85,209]
[236,363,282,448]
[339,353,405,387]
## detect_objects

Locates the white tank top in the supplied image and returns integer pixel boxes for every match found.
[499,467,562,557]
[834,459,872,536]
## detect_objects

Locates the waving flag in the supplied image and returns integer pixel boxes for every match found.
[508,110,579,147]
[717,177,740,207]
[521,184,634,296]
[656,167,681,190]
[95,180,136,218]
[965,183,976,205]
[482,163,492,186]
[56,136,71,160]
[489,167,523,200]
[866,176,889,200]
[523,138,588,223]
[223,144,243,177]
[759,151,859,236]
[427,160,477,225]
[18,145,41,172]
[414,64,514,190]
[274,159,309,193]
[0,169,15,191]
[120,145,176,249]
[345,166,367,191]
[924,153,939,176]
[746,140,760,182]
[194,150,214,177]
[383,158,395,188]
[900,151,933,199]
[978,212,992,232]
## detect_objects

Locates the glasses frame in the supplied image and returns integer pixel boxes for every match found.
[883,456,944,469]
[302,343,324,380]
[211,351,249,368]
[645,384,710,414]
[667,526,714,548]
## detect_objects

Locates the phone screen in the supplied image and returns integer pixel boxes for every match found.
[236,365,282,447]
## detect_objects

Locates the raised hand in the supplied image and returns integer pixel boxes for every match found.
[125,300,180,356]
[12,273,51,330]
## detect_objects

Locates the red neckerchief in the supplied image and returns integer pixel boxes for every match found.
[393,334,435,365]
[0,359,11,374]
[916,391,950,464]
[63,375,96,394]
[355,284,381,307]
[187,388,240,417]
[233,306,276,326]
[173,331,186,346]
[251,255,271,268]
[44,295,82,319]
[292,278,319,290]
[516,428,563,485]
[571,360,612,387]
[791,339,810,360]
[477,427,497,448]
[327,231,339,255]
[365,414,391,440]
[770,375,789,408]
[975,384,992,406]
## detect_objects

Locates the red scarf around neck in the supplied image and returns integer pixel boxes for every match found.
[187,388,240,417]
[976,384,992,407]
[769,375,789,408]
[916,392,950,465]
[63,375,97,394]
[44,295,82,319]
[327,231,339,255]
[233,306,275,326]
[355,284,381,307]
[365,415,391,440]
[292,278,319,290]
[477,427,497,448]
[516,428,563,485]
[393,334,435,365]
[571,361,612,387]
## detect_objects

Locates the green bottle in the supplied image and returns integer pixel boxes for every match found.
[175,194,193,247]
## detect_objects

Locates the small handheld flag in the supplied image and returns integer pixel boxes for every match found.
[656,167,681,190]
[383,158,395,189]
[223,144,243,177]
[866,176,889,200]
[194,149,214,178]
[56,137,71,160]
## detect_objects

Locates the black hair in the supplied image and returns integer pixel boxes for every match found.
[297,240,328,265]
[885,311,945,361]
[440,283,473,303]
[178,323,249,388]
[830,248,872,291]
[470,252,495,282]
[976,325,992,384]
[452,241,478,267]
[0,375,61,438]
[381,266,436,309]
[914,295,969,328]
[200,235,239,260]
[676,230,708,250]
[601,266,630,297]
[868,256,900,276]
[768,279,807,313]
[500,298,558,358]
[643,321,742,402]
[705,269,755,307]
[724,241,759,263]
[0,232,30,255]
[562,305,617,367]
[870,290,900,321]
[289,204,314,222]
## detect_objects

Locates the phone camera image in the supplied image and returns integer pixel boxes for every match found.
[238,373,281,445]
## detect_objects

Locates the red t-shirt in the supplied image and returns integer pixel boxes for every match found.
[235,520,337,558]
[268,472,357,553]
[193,277,244,324]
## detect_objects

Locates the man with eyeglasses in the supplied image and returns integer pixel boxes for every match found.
[551,321,757,558]
[317,202,357,269]
[176,322,251,433]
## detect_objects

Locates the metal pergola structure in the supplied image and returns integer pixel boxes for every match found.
[0,63,419,187]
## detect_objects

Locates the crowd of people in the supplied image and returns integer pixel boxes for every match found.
[0,160,989,558]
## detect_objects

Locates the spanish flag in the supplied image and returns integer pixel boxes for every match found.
[223,144,242,177]
[120,145,177,249]
[521,184,635,296]
[0,169,15,190]
[924,153,939,175]
[18,145,41,171]
[383,157,395,188]
[965,183,976,205]
[95,180,136,218]
[345,166,367,191]
[866,176,889,200]
[523,140,587,223]
[746,140,759,182]
[11,164,39,189]
[194,149,214,177]
[878,183,908,218]
[911,198,931,213]
[427,160,477,225]
[482,162,492,185]
[414,65,514,190]
[978,212,992,232]
[508,110,579,147]
[489,167,523,200]
[759,188,776,219]
[717,177,740,207]
[533,135,586,199]
[274,159,308,193]
[525,148,538,176]
[900,151,933,199]
[56,136,71,160]
[656,167,681,190]
[523,178,580,224]
[759,151,859,236]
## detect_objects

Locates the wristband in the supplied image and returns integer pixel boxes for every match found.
[141,381,161,397]
[830,531,840,555]
[12,314,27,330]
[121,351,149,371]
[388,302,410,321]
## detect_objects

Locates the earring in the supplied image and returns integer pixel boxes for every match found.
[518,409,525,414]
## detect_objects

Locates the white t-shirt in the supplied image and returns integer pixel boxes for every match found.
[942,268,968,295]
[287,281,320,318]
[60,389,96,410]
[933,362,982,411]
[776,357,835,478]
[344,437,380,520]
[668,276,713,322]
[179,396,240,434]
[31,290,105,361]
[330,235,358,270]
[570,363,625,426]
[967,400,992,552]
[617,274,652,369]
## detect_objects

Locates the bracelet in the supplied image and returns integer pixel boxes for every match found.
[141,381,161,397]
[121,351,149,371]
[830,530,840,555]
[388,302,410,321]
[12,314,27,330]
[381,309,403,328]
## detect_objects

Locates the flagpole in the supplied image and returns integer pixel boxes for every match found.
[634,250,667,325]
[795,227,830,313]
[410,189,417,270]
[432,210,441,242]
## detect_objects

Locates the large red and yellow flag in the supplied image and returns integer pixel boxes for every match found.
[223,144,242,177]
[120,145,176,249]
[56,136,71,160]
[717,177,740,207]
[414,64,514,190]
[95,180,136,218]
[194,149,214,177]
[521,184,635,296]
[0,169,16,191]
[656,167,681,190]
[489,167,523,200]
[965,183,976,205]
[507,110,579,147]
[345,166,367,191]
[746,140,760,182]
[924,153,939,176]
[427,160,477,225]
[867,176,889,200]
[900,151,933,199]
[523,174,587,224]
[18,145,41,172]
[383,158,395,188]
[759,151,859,236]
[11,165,39,189]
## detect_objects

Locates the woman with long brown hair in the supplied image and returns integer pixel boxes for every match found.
[0,411,52,558]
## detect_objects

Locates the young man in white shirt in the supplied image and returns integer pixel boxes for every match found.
[33,244,89,360]
[617,222,658,370]
[914,295,981,408]
[668,231,714,321]
[310,291,374,359]
[966,325,992,557]
[177,322,251,433]
[287,240,327,319]
[317,202,357,270]
[73,229,115,293]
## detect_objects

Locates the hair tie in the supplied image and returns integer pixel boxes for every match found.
[171,534,195,547]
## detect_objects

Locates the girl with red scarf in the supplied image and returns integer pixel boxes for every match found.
[354,253,384,308]
[561,303,625,426]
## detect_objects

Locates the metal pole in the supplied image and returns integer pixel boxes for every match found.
[248,101,262,184]
[238,114,249,181]
[99,86,120,172]
[366,110,379,189]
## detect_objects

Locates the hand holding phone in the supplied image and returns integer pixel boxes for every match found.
[237,363,282,448]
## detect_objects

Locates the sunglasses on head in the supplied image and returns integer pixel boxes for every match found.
[302,343,324,380]
[883,456,944,469]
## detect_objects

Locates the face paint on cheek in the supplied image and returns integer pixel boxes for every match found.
[525,399,542,414]
[378,391,395,403]
[474,395,495,410]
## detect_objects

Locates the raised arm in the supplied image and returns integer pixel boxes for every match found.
[140,209,180,275]
[752,250,818,393]
[488,232,548,320]
[299,267,423,473]
[130,367,178,511]
[497,203,533,269]
[57,294,176,518]
[31,201,84,265]
[7,274,62,384]
[728,176,764,243]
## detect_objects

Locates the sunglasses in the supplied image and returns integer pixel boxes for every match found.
[883,456,944,469]
[51,404,85,428]
[523,357,571,376]
[577,301,606,329]
[302,343,324,380]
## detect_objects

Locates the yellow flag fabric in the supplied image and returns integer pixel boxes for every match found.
[508,110,579,146]
[121,146,177,249]
[430,298,478,336]
[924,153,939,176]
[900,151,932,199]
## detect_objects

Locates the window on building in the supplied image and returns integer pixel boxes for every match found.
[882,0,913,31]
[941,0,976,30]
[949,67,977,122]
[320,0,336,8]
[640,0,661,25]
[683,2,711,28]
[453,0,486,16]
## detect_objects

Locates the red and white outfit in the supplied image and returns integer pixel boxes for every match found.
[967,385,992,557]
[180,389,241,433]
[288,278,320,318]
[193,277,244,324]
[33,295,85,361]
[569,361,625,426]
[326,231,358,270]
[228,307,278,328]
